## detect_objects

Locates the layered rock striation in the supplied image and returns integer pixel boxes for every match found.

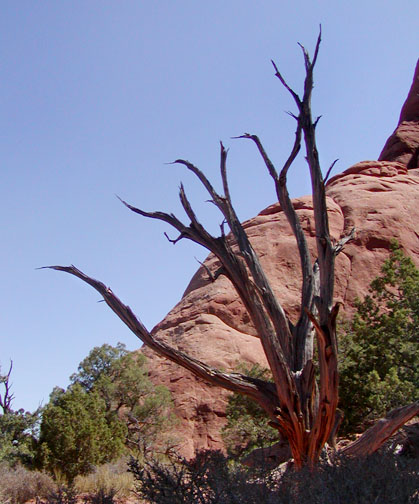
[141,64,419,458]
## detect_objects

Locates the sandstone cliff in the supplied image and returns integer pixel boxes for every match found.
[141,61,419,458]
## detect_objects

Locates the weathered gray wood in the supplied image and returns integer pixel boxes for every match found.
[0,361,14,414]
[43,264,281,419]
[46,29,414,468]
[341,402,419,457]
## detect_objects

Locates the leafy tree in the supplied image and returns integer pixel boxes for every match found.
[0,362,40,467]
[71,343,177,455]
[0,409,40,467]
[70,342,128,393]
[38,344,176,480]
[221,364,277,457]
[339,243,419,433]
[37,383,126,482]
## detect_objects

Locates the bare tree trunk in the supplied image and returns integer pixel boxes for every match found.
[45,30,414,468]
[0,361,15,414]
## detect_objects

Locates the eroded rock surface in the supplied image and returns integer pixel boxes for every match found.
[379,59,419,168]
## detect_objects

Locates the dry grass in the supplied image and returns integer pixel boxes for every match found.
[74,459,134,498]
[129,449,419,504]
[0,463,56,504]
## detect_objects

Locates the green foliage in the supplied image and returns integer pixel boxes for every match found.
[221,364,277,457]
[0,409,40,468]
[70,342,128,395]
[71,343,177,455]
[339,243,419,433]
[0,363,40,468]
[37,384,126,482]
[37,343,176,481]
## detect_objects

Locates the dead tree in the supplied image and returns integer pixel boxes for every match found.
[46,32,419,468]
[0,361,15,414]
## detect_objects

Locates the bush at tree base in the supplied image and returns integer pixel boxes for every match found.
[221,364,277,458]
[221,244,419,453]
[128,449,419,504]
[339,242,419,433]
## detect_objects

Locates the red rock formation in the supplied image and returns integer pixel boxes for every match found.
[141,65,419,459]
[379,59,419,168]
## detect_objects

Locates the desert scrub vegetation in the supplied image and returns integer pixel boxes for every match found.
[0,463,56,504]
[0,449,417,504]
[0,344,174,501]
[128,449,419,504]
[73,459,134,498]
[0,460,132,504]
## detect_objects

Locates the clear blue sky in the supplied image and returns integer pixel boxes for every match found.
[1,1,418,412]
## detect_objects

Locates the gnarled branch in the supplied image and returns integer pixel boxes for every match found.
[0,360,14,414]
[340,401,419,457]
[42,265,280,418]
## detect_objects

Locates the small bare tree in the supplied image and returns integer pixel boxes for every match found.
[0,361,15,414]
[46,32,418,468]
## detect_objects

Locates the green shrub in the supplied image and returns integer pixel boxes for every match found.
[0,408,40,468]
[339,243,419,433]
[221,363,277,458]
[37,343,176,481]
[37,384,126,482]
[0,363,41,468]
[70,343,177,456]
